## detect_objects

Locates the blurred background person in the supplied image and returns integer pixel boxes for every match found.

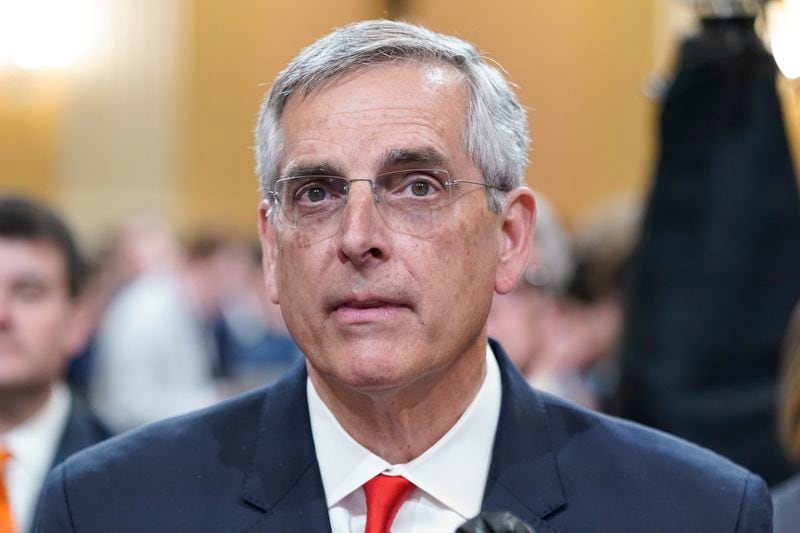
[87,222,300,432]
[88,223,233,432]
[564,194,642,410]
[66,213,183,399]
[773,300,800,532]
[210,242,302,389]
[486,194,590,406]
[488,193,641,410]
[0,196,110,533]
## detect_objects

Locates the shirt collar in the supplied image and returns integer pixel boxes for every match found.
[308,344,502,519]
[1,383,71,474]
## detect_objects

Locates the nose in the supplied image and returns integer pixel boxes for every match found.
[337,180,389,266]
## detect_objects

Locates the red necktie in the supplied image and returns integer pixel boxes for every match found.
[364,474,415,533]
[0,448,13,533]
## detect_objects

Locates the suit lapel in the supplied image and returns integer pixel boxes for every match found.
[482,339,567,533]
[240,363,332,532]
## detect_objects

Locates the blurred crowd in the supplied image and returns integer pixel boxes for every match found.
[67,213,302,432]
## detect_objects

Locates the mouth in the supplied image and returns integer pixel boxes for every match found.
[327,294,412,323]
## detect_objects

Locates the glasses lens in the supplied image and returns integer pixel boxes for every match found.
[374,169,451,237]
[271,170,462,240]
[275,176,347,236]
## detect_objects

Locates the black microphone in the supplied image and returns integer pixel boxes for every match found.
[455,511,537,533]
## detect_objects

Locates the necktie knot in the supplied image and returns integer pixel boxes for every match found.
[364,474,415,533]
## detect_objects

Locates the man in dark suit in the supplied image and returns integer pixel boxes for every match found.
[36,20,771,532]
[0,196,110,533]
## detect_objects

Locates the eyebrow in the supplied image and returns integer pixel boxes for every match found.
[281,162,344,179]
[379,147,447,169]
[280,147,447,180]
[10,274,56,292]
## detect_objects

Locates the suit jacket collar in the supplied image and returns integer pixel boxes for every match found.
[240,341,566,532]
[51,403,111,468]
[240,362,332,531]
[483,338,566,532]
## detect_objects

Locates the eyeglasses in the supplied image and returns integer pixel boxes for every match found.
[267,168,500,240]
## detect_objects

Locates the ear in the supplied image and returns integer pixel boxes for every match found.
[495,187,536,295]
[258,200,281,305]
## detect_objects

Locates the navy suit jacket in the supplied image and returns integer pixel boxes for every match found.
[51,404,111,469]
[772,473,800,533]
[35,341,771,532]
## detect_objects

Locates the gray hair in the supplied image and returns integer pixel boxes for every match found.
[254,19,530,213]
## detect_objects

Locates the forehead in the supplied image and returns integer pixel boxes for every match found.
[0,238,67,286]
[279,62,470,175]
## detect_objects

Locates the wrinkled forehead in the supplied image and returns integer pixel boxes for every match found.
[278,62,471,176]
[281,57,469,115]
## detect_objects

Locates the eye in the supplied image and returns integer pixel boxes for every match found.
[303,185,327,203]
[12,283,47,302]
[410,180,431,197]
[286,177,345,205]
[380,170,446,200]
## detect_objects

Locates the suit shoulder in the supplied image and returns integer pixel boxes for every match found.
[53,403,112,466]
[62,385,266,479]
[533,393,772,530]
[544,393,747,474]
[545,394,766,492]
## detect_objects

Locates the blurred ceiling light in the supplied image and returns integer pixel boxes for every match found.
[768,0,800,79]
[0,0,95,70]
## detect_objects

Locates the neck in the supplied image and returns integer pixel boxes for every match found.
[0,383,54,434]
[309,342,487,464]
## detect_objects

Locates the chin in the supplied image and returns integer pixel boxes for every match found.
[324,351,424,394]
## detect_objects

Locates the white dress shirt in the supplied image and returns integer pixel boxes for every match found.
[308,345,501,533]
[1,383,70,533]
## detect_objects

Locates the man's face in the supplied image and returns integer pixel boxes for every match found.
[0,238,77,393]
[259,63,533,394]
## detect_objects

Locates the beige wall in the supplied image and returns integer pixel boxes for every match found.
[0,71,64,201]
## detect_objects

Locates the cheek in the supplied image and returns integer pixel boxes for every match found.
[452,225,497,289]
[421,227,496,318]
[31,303,71,341]
[14,302,72,362]
[275,246,327,318]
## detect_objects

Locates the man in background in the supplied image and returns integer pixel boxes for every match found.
[88,229,231,432]
[0,196,109,533]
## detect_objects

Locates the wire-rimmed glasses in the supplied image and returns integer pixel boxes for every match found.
[267,168,500,241]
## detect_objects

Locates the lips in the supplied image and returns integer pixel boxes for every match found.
[340,299,398,310]
[326,293,412,323]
